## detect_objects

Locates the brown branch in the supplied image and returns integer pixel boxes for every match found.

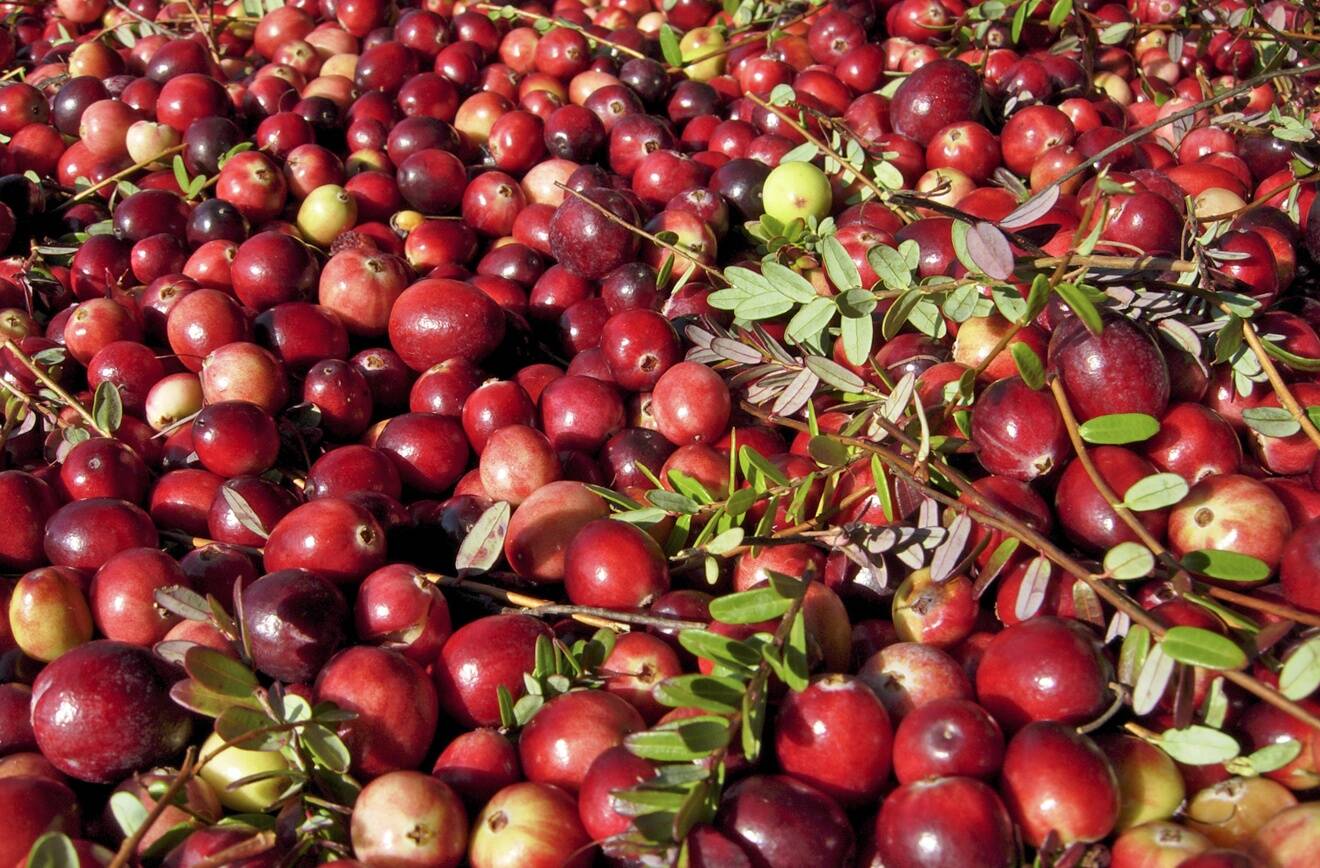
[0,339,110,436]
[107,747,198,868]
[58,144,186,210]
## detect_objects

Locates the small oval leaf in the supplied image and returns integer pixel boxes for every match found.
[1104,542,1156,581]
[1078,413,1161,445]
[1180,549,1271,583]
[1122,473,1189,512]
[1160,626,1248,671]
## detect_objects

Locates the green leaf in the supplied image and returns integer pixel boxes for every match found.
[1104,542,1155,580]
[839,309,873,367]
[785,296,836,346]
[626,720,730,761]
[653,674,745,714]
[992,286,1028,323]
[1160,626,1248,671]
[658,24,682,67]
[1242,406,1301,438]
[610,787,689,816]
[1023,273,1050,322]
[1011,343,1045,390]
[672,780,711,841]
[724,487,758,518]
[26,833,79,868]
[741,682,766,762]
[301,724,351,774]
[761,262,819,304]
[734,292,794,321]
[708,583,800,624]
[1158,725,1240,765]
[496,685,517,729]
[740,446,790,488]
[779,142,819,164]
[805,355,865,393]
[1245,740,1303,774]
[1131,644,1173,715]
[92,380,123,433]
[783,611,808,691]
[1054,281,1104,335]
[667,469,714,504]
[1215,316,1244,364]
[215,705,282,750]
[1048,0,1073,27]
[109,791,151,837]
[1010,0,1029,41]
[941,283,980,323]
[1098,21,1134,45]
[454,500,510,573]
[172,155,192,193]
[1181,549,1271,583]
[881,289,921,340]
[678,630,761,672]
[1118,624,1151,687]
[1280,636,1320,701]
[705,528,744,555]
[867,244,912,291]
[648,490,702,515]
[185,646,258,697]
[820,235,860,290]
[1078,413,1161,445]
[1121,473,1189,511]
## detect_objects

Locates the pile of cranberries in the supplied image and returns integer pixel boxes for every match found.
[1,0,1320,866]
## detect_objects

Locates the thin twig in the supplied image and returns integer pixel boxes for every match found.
[1,339,110,436]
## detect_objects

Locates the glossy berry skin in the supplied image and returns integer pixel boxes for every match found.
[600,309,681,391]
[578,745,657,841]
[888,59,983,145]
[432,728,522,808]
[1049,315,1171,422]
[90,547,189,646]
[1282,517,1320,613]
[241,568,348,684]
[1143,403,1242,483]
[354,563,450,664]
[387,278,507,371]
[518,689,644,793]
[563,518,670,609]
[349,772,467,868]
[1001,722,1121,847]
[716,775,855,868]
[548,186,641,280]
[433,614,552,728]
[650,361,731,446]
[315,646,439,779]
[504,481,610,583]
[975,616,1112,731]
[539,375,625,453]
[874,777,1016,868]
[191,401,280,478]
[0,471,59,571]
[31,640,192,784]
[892,698,1006,783]
[375,413,470,495]
[262,498,387,584]
[971,376,1071,481]
[773,674,892,806]
[1055,446,1170,553]
[1169,474,1293,573]
[44,498,158,570]
[59,437,150,504]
